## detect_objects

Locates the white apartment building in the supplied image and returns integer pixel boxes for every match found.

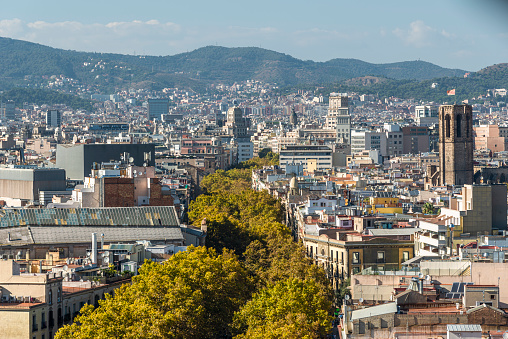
[414,218,448,257]
[414,105,438,127]
[351,130,387,156]
[279,145,333,172]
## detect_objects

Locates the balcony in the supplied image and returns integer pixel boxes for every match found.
[32,324,38,332]
[41,321,47,330]
[419,234,445,248]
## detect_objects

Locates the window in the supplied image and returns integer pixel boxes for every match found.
[491,295,496,300]
[377,251,385,263]
[403,251,410,262]
[353,267,360,274]
[48,289,52,305]
[352,252,360,264]
[445,115,451,138]
[456,114,462,138]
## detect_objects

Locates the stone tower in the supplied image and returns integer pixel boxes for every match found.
[439,104,473,186]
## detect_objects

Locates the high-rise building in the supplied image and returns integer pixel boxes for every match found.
[45,109,61,128]
[148,99,169,121]
[0,100,15,120]
[439,104,473,186]
[224,107,248,138]
[414,105,438,126]
[326,94,350,144]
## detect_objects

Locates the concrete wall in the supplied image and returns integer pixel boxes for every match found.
[0,168,66,201]
[0,308,31,339]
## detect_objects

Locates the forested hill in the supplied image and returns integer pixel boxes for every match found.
[0,37,466,90]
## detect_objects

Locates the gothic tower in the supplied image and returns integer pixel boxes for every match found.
[439,104,473,186]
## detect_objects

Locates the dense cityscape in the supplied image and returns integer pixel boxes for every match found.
[0,2,508,338]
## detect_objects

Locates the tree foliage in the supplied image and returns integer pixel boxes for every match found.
[0,88,93,111]
[200,169,252,195]
[57,158,333,338]
[233,279,331,339]
[56,246,253,339]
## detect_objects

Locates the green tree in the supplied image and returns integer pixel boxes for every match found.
[257,148,272,159]
[422,202,435,214]
[233,278,332,339]
[56,246,254,339]
[200,169,252,195]
[244,232,330,295]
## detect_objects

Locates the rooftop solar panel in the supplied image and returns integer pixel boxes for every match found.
[451,282,459,293]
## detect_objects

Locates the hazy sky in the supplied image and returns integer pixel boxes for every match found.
[1,0,507,71]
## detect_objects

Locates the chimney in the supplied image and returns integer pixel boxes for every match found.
[418,278,424,294]
[91,233,98,264]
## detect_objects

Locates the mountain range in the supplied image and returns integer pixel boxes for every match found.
[0,37,467,89]
[0,36,506,104]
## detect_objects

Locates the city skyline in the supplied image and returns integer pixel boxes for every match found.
[0,0,507,72]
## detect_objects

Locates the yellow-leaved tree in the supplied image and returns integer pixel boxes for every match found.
[55,246,254,339]
[233,278,331,339]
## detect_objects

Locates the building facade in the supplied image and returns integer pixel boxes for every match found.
[326,94,350,144]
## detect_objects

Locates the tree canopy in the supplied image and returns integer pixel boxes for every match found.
[57,159,333,338]
[56,246,253,339]
[233,278,331,339]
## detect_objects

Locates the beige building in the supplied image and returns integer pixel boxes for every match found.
[442,184,507,238]
[303,232,414,290]
[0,260,125,339]
[325,94,350,144]
[474,124,508,152]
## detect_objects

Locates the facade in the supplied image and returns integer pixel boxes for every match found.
[45,110,61,128]
[439,104,473,186]
[88,123,129,134]
[1,100,15,120]
[56,143,156,180]
[326,94,350,144]
[78,165,174,208]
[0,167,66,204]
[414,105,438,126]
[148,98,169,121]
[444,184,508,236]
[224,107,248,138]
[414,218,448,256]
[402,126,430,154]
[303,233,414,289]
[473,124,508,152]
[279,145,333,172]
[0,260,127,339]
[351,130,387,156]
[235,139,254,163]
[384,124,404,157]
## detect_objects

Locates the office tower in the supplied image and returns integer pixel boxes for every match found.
[1,100,15,120]
[45,109,61,128]
[148,99,169,121]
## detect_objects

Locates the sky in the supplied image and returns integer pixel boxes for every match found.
[0,0,507,71]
